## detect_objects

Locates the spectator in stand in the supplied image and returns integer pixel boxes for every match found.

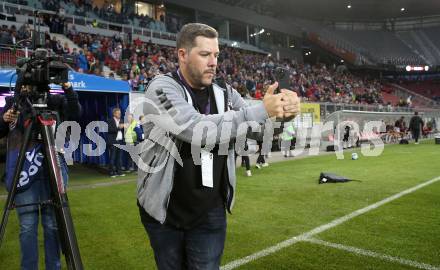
[254,88,263,99]
[0,28,12,46]
[77,49,88,72]
[95,48,106,70]
[398,98,409,107]
[90,59,102,76]
[64,26,389,104]
[43,39,50,51]
[245,74,256,96]
[75,4,86,17]
[111,44,122,61]
[90,39,101,54]
[387,102,393,112]
[129,74,139,91]
[17,23,31,41]
[138,69,147,92]
[42,0,59,12]
[86,51,96,72]
[133,37,142,47]
[10,31,17,46]
[62,42,70,55]
[406,95,412,107]
[91,19,98,28]
[52,13,64,34]
[68,24,78,37]
[53,39,63,55]
[121,44,132,61]
[70,47,79,67]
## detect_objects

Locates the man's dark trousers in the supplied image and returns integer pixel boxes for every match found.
[412,129,421,143]
[140,207,226,270]
[108,142,123,175]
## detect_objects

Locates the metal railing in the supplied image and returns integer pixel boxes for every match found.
[0,46,32,67]
[318,102,414,119]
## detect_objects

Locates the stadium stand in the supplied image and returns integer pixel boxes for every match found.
[0,0,437,114]
[0,29,407,112]
[334,30,425,65]
[399,80,440,102]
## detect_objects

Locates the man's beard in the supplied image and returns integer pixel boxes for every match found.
[187,64,214,89]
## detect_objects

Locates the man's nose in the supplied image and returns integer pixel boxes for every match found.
[208,55,217,67]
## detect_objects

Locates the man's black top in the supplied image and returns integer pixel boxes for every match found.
[140,83,228,230]
[107,117,124,145]
[409,115,424,131]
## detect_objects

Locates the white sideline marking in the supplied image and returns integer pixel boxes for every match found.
[221,176,440,270]
[305,238,440,270]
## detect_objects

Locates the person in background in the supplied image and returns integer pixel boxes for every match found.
[124,113,137,171]
[0,81,81,270]
[409,111,424,144]
[235,137,252,177]
[281,122,296,157]
[77,49,88,72]
[342,125,351,149]
[107,108,125,177]
[255,140,269,169]
[254,88,263,99]
[394,116,405,133]
[134,115,145,143]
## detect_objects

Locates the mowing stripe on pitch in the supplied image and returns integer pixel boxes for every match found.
[0,179,137,200]
[221,176,440,270]
[304,238,440,270]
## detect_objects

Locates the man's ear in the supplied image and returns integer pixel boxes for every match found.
[177,48,187,64]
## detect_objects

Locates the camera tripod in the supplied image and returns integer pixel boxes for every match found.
[0,102,84,269]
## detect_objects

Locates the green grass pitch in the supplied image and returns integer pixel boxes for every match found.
[0,140,439,269]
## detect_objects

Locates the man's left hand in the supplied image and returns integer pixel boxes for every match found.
[280,89,301,119]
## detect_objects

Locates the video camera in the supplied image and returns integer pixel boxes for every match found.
[16,48,70,88]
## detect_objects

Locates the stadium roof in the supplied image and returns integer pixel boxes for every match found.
[213,0,440,21]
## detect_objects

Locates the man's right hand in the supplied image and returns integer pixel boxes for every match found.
[2,109,19,123]
[262,82,286,118]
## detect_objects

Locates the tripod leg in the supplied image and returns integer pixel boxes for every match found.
[0,121,34,247]
[39,118,84,270]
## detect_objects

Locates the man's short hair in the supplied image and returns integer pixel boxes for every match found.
[176,23,218,51]
[112,108,120,115]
